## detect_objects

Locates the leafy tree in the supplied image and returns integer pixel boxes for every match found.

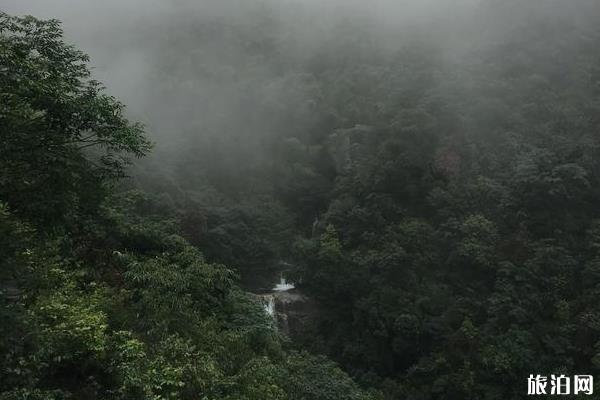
[0,12,374,400]
[0,13,151,226]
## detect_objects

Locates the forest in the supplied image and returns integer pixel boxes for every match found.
[2,0,600,399]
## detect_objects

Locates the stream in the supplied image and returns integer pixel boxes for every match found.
[242,263,311,335]
[242,262,304,324]
[261,274,295,316]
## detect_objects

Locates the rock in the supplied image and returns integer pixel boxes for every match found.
[251,288,317,338]
[273,288,317,338]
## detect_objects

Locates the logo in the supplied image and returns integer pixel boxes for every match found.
[527,374,593,396]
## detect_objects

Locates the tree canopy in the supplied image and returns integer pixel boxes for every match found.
[0,13,374,400]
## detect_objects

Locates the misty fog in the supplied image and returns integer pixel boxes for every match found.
[1,0,487,172]
[4,1,595,190]
[3,1,600,398]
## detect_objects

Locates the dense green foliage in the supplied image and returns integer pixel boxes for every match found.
[0,13,151,226]
[116,1,600,398]
[0,13,374,400]
[5,1,600,399]
[284,3,600,399]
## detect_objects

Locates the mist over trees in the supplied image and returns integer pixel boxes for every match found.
[2,0,600,399]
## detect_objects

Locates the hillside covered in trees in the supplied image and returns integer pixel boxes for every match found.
[0,12,375,400]
[3,0,600,399]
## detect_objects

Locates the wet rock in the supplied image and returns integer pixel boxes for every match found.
[252,288,317,338]
[273,289,317,338]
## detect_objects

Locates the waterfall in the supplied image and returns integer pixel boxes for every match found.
[263,294,275,317]
[273,274,294,291]
[258,270,295,319]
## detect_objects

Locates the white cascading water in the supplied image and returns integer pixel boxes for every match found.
[263,295,275,317]
[273,275,294,292]
[262,274,294,317]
